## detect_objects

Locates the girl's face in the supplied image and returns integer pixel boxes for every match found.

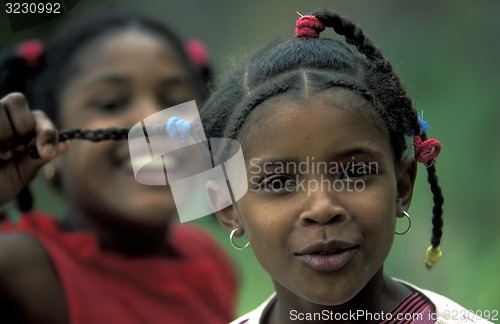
[222,89,414,305]
[56,29,199,227]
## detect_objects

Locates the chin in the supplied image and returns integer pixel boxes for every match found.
[302,290,355,307]
[108,201,175,227]
[294,280,360,307]
[119,212,173,230]
[126,194,176,211]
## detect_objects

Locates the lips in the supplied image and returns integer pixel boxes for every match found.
[295,240,359,272]
[124,154,178,173]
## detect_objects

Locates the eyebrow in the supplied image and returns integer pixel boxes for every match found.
[334,146,383,160]
[159,76,191,87]
[81,75,129,90]
[81,74,190,91]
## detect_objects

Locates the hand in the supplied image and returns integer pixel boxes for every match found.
[0,93,69,206]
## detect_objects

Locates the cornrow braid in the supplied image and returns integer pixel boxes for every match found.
[201,9,444,267]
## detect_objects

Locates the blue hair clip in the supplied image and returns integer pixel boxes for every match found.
[418,113,429,134]
[166,116,192,141]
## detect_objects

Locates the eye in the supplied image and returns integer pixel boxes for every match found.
[160,98,189,109]
[158,82,196,108]
[90,97,128,113]
[340,162,377,179]
[260,174,296,192]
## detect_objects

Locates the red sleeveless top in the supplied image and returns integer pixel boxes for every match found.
[1,212,237,324]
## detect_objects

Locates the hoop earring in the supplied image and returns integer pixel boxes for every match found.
[395,211,411,235]
[229,228,249,250]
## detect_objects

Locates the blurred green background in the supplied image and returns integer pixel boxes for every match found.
[1,0,499,316]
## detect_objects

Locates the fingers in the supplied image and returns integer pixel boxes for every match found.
[0,93,69,205]
[0,92,35,159]
[32,110,60,160]
[0,92,66,161]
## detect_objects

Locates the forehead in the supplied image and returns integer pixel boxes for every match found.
[65,28,189,84]
[240,89,392,160]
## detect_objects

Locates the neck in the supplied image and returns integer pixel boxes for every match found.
[268,269,411,324]
[60,207,175,258]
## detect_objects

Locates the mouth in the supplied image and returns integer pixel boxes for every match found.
[119,154,179,174]
[295,240,359,272]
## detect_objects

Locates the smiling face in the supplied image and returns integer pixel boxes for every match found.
[55,29,199,228]
[219,88,415,306]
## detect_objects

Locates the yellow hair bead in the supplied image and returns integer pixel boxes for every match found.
[425,245,442,269]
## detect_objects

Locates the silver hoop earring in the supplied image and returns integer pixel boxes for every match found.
[230,228,249,250]
[395,211,411,235]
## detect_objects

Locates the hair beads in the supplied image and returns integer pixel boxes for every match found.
[166,117,192,141]
[295,15,325,38]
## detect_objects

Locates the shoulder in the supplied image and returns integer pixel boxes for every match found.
[420,289,494,324]
[0,232,66,323]
[230,293,277,324]
[0,211,59,234]
[396,279,494,324]
[0,213,59,275]
[0,214,67,323]
[0,231,50,278]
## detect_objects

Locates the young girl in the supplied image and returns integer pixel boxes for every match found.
[200,9,491,324]
[0,11,236,324]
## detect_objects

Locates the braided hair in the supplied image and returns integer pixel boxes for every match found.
[0,11,211,212]
[201,9,444,268]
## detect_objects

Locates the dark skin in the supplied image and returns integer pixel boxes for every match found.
[0,233,67,323]
[216,90,416,323]
[0,29,199,322]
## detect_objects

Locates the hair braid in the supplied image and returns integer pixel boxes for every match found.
[59,127,130,142]
[316,9,445,267]
[419,131,444,268]
[427,163,444,247]
[312,10,383,62]
[312,9,420,136]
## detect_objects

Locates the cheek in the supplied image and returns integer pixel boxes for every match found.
[59,142,109,186]
[239,198,294,273]
[355,186,398,258]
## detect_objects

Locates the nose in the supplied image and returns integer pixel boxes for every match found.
[299,189,347,226]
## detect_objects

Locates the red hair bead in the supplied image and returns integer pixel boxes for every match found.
[295,15,325,38]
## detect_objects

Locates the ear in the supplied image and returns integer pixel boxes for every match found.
[396,156,417,216]
[205,180,242,232]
